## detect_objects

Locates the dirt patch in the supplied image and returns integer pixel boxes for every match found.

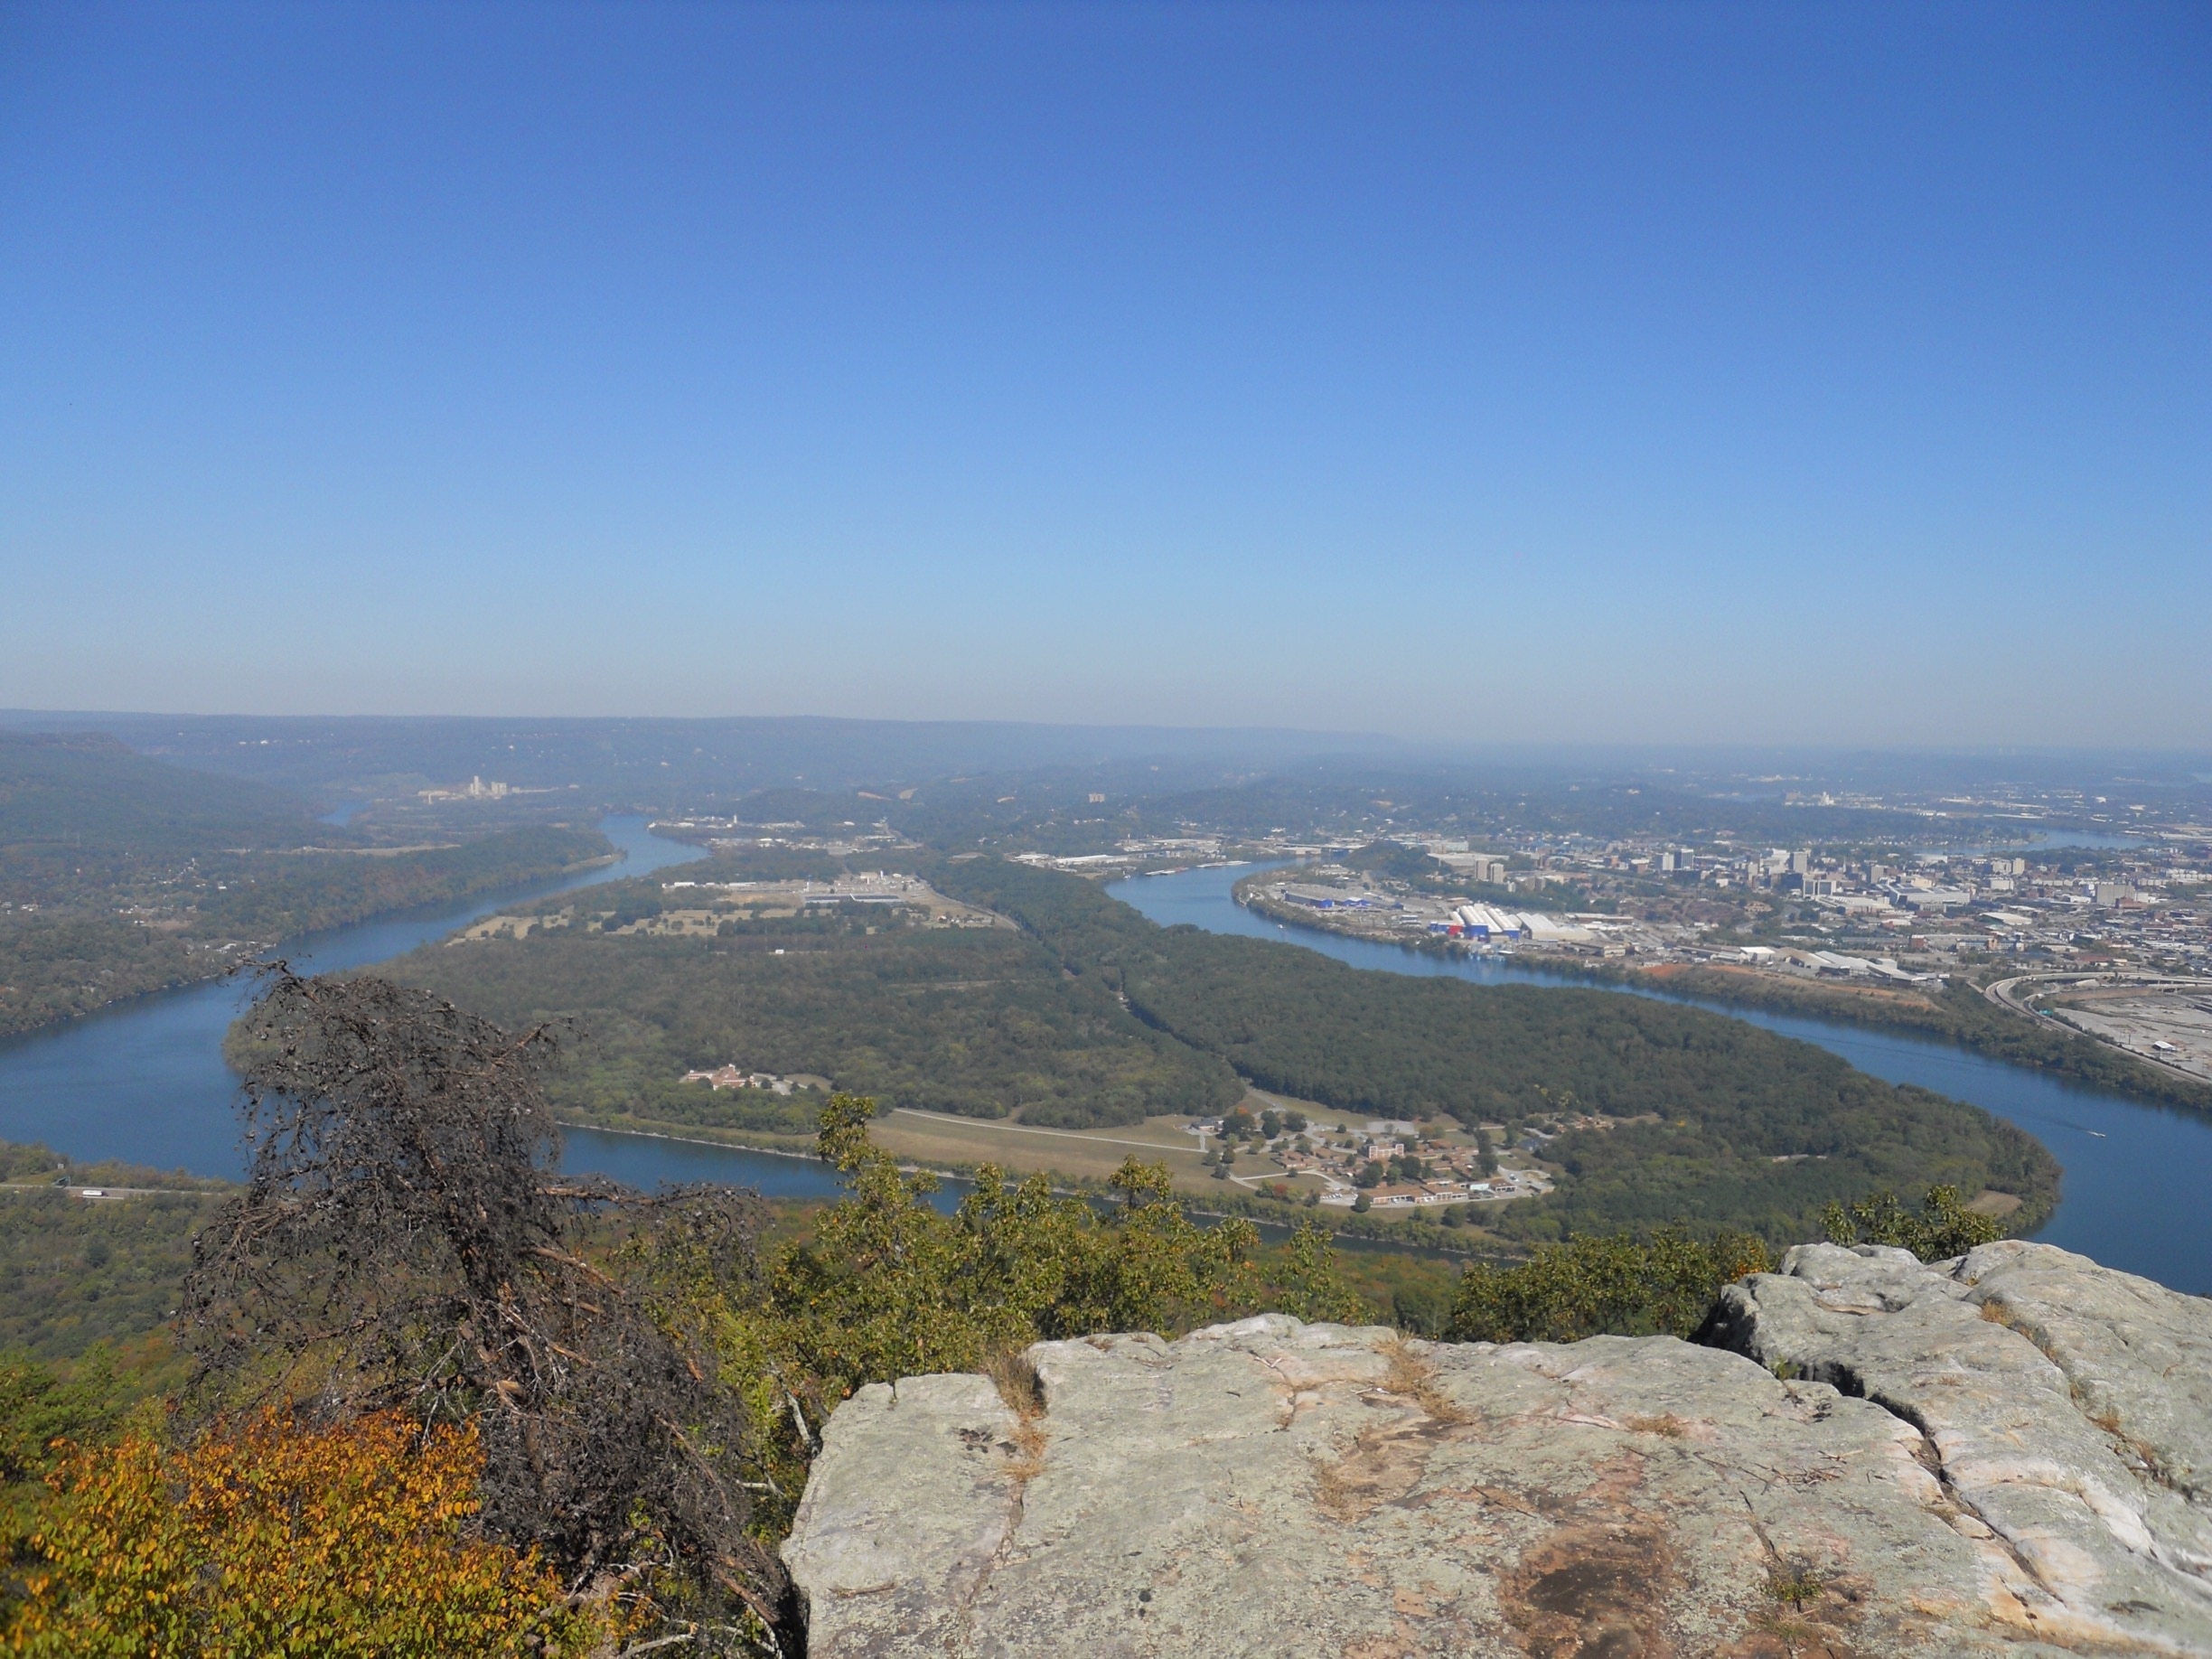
[1313,1345,1485,1523]
[1380,1337,1473,1425]
[1502,1513,1678,1658]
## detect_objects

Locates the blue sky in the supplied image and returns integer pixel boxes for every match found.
[2,2,2206,745]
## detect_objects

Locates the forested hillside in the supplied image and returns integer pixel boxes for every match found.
[400,852,2060,1244]
[388,896,1241,1130]
[0,1141,230,1364]
[191,825,611,939]
[0,916,205,1035]
[0,730,614,1036]
[928,858,2061,1242]
[0,731,315,906]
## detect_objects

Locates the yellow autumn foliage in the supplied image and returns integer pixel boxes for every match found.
[8,1409,593,1657]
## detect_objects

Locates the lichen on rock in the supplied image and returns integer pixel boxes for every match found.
[784,1243,2212,1655]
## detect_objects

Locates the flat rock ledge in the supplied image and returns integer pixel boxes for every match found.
[783,1241,2212,1656]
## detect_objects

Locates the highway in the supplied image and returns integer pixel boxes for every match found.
[1983,970,2212,1082]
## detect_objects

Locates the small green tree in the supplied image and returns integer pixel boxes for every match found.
[1446,1228,1772,1345]
[746,1096,1272,1420]
[1820,1186,2001,1261]
[1270,1222,1366,1325]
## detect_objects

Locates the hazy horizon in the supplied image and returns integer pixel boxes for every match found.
[5,3,2206,745]
[9,707,2208,777]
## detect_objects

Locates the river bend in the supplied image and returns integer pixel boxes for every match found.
[1109,863,2212,1294]
[2,839,2206,1289]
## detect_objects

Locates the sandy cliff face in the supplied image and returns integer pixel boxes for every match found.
[783,1242,2212,1656]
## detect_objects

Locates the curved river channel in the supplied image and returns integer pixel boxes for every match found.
[1106,864,2212,1295]
[1,836,2207,1289]
[0,819,852,1206]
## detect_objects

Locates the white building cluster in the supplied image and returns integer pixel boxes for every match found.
[1440,904,1596,945]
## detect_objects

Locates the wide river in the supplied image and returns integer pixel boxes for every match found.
[0,818,851,1205]
[3,836,2207,1289]
[1107,863,2212,1295]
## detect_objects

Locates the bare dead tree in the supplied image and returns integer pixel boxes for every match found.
[181,966,790,1645]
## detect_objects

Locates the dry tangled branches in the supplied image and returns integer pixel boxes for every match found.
[181,967,789,1642]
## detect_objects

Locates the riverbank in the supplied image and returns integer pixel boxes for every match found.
[0,833,620,1042]
[1123,862,2212,1294]
[1235,875,2212,1119]
[10,833,2212,1291]
[0,818,705,1180]
[554,1111,1495,1259]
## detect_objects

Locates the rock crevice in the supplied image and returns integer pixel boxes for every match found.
[1703,1240,2212,1651]
[783,1242,2212,1655]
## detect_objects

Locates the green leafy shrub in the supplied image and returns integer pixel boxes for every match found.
[1819,1185,2002,1261]
[1446,1228,1774,1345]
[642,1094,1366,1547]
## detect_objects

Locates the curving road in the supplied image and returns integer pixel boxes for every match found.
[1983,970,2212,1082]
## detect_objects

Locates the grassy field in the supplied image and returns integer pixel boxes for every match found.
[867,1108,1219,1189]
[865,1084,1392,1196]
[608,1083,1494,1204]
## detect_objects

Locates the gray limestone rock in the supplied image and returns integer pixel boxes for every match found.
[1703,1239,2212,1655]
[783,1245,2212,1656]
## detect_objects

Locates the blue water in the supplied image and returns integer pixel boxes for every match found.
[562,1126,857,1201]
[7,835,2209,1281]
[1111,863,2212,1294]
[0,819,847,1196]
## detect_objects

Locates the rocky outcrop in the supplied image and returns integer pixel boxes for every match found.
[783,1242,2212,1655]
[1703,1239,2212,1654]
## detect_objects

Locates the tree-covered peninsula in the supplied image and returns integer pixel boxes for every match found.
[395,852,2060,1247]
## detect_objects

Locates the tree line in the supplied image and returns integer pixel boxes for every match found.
[0,827,611,1038]
[925,857,2060,1243]
[0,973,2011,1654]
[393,893,1242,1130]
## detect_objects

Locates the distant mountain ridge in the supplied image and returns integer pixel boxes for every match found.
[0,728,320,859]
[0,713,1401,805]
[0,728,610,1037]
